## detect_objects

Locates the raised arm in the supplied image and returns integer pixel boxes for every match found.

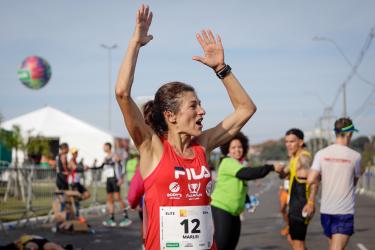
[115,5,154,149]
[193,30,257,152]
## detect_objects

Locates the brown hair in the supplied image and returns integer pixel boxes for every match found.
[143,82,195,136]
[334,117,353,137]
[220,132,249,159]
[104,142,112,149]
[59,143,69,150]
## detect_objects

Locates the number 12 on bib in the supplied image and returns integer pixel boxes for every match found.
[160,206,214,249]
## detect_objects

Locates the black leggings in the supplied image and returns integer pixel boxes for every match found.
[212,205,241,250]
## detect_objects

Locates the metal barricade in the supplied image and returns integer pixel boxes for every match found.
[0,166,30,226]
[0,165,128,229]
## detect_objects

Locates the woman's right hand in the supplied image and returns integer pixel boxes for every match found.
[132,4,153,47]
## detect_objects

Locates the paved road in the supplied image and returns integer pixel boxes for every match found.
[237,176,375,250]
[1,175,374,250]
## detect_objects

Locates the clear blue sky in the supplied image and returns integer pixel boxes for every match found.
[1,0,374,143]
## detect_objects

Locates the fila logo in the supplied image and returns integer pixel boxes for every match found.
[174,166,211,180]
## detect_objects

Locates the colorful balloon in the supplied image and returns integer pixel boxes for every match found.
[17,56,52,90]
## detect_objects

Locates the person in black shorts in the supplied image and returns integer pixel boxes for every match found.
[100,142,132,227]
[277,129,318,250]
[55,143,69,191]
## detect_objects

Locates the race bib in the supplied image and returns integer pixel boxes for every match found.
[103,165,114,178]
[160,205,213,249]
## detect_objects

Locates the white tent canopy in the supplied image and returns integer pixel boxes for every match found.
[1,106,114,165]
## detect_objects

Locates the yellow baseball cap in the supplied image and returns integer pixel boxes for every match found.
[70,147,79,154]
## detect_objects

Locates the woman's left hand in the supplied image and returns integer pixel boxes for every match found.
[193,30,225,72]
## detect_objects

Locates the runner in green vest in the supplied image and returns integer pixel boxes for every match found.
[211,132,284,250]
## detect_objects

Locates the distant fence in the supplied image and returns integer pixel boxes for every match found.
[0,165,129,227]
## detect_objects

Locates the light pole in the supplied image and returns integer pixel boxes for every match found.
[313,36,353,67]
[100,44,117,132]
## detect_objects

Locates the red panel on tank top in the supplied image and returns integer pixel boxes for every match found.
[143,139,215,250]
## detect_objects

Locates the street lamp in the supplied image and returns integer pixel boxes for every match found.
[313,36,353,68]
[100,44,118,132]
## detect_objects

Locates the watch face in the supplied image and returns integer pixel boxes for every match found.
[217,65,231,79]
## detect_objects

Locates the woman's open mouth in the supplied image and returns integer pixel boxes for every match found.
[196,118,203,128]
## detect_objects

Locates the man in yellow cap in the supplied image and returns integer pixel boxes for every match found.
[68,147,90,201]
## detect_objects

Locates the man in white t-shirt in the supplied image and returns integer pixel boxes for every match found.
[307,117,362,250]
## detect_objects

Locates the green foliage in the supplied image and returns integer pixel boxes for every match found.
[0,125,52,164]
[26,136,52,159]
[0,125,24,151]
[350,136,370,153]
[259,139,287,161]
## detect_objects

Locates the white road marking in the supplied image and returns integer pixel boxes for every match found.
[357,243,368,250]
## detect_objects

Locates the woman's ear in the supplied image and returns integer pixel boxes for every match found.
[163,110,177,124]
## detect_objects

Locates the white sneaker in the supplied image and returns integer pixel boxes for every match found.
[103,218,116,227]
[119,218,132,227]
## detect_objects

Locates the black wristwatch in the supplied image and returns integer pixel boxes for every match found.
[216,64,232,79]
